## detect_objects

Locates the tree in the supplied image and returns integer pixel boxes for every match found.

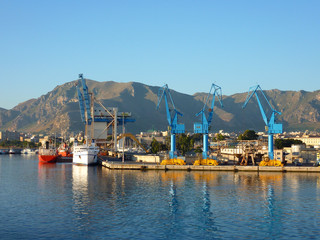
[275,139,303,149]
[150,138,167,154]
[164,135,171,151]
[0,140,39,148]
[176,134,194,155]
[238,130,258,140]
[150,138,161,154]
[213,133,225,142]
[191,133,202,142]
[194,146,202,153]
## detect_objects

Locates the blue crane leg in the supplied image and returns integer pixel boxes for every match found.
[202,134,208,159]
[268,134,274,160]
[170,133,176,159]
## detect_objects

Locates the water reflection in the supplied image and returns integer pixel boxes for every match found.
[5,155,320,239]
[72,165,89,215]
[38,162,58,186]
[169,180,178,214]
[68,167,320,238]
[38,162,69,188]
[197,174,218,236]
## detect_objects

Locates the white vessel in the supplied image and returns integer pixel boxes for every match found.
[72,141,100,165]
[9,148,22,154]
[21,148,37,154]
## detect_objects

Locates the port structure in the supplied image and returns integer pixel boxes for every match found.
[157,84,185,159]
[242,85,282,160]
[194,84,223,160]
[76,73,94,143]
[76,74,135,151]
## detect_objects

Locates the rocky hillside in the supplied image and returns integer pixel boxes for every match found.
[0,80,319,134]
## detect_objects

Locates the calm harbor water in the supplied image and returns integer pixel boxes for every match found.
[1,154,320,239]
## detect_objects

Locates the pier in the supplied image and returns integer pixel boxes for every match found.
[100,160,320,173]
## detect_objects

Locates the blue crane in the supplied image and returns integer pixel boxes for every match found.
[157,84,185,159]
[242,85,282,160]
[76,73,94,141]
[194,84,223,159]
[78,73,92,125]
[76,84,86,124]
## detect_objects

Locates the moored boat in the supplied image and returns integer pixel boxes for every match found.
[38,148,58,163]
[0,149,9,154]
[38,141,58,163]
[58,142,73,157]
[21,149,29,154]
[73,141,99,165]
[21,148,37,154]
[9,148,22,154]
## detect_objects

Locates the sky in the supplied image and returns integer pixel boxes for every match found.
[0,0,319,109]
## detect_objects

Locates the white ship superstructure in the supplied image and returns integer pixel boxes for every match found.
[73,142,99,165]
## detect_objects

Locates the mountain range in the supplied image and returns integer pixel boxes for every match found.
[0,80,319,135]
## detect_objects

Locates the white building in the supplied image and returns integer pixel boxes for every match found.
[294,137,320,147]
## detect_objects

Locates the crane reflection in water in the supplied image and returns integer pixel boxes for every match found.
[161,171,184,215]
[161,171,219,238]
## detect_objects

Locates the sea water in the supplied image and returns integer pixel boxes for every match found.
[1,154,320,239]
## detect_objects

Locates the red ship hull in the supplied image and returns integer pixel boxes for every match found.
[38,154,57,163]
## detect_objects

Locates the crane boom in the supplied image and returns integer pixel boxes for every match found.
[157,84,185,159]
[79,73,92,125]
[194,83,223,160]
[242,85,282,160]
[76,84,86,124]
[194,84,223,134]
[157,84,184,134]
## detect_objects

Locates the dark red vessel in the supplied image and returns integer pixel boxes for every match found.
[38,150,58,163]
[38,141,58,163]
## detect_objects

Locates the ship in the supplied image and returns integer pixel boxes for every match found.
[38,141,58,163]
[58,142,73,157]
[72,140,100,165]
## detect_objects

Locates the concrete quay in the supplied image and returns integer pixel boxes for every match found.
[100,160,320,172]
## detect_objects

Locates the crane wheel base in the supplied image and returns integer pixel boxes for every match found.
[259,159,283,167]
[193,159,219,166]
[160,159,186,165]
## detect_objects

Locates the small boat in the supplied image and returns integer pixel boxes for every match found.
[9,148,22,154]
[38,141,58,163]
[22,148,31,154]
[30,149,38,154]
[22,148,38,154]
[73,141,99,165]
[21,149,28,154]
[0,149,9,154]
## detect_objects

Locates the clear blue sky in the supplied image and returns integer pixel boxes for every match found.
[1,0,319,109]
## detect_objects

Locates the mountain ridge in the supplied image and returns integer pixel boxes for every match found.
[0,80,319,134]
